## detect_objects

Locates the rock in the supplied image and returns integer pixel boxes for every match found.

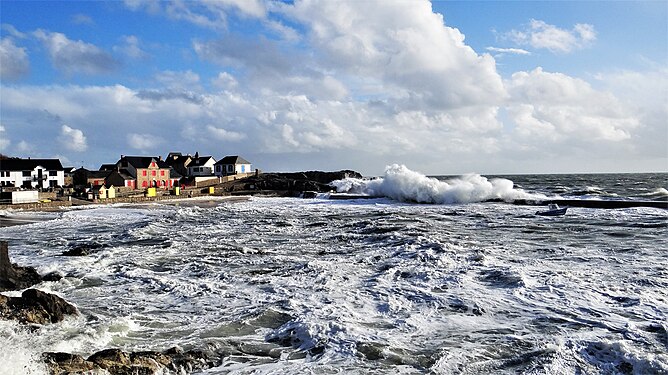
[44,346,221,375]
[0,288,77,324]
[60,242,106,256]
[0,241,42,292]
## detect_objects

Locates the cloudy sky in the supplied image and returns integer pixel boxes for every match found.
[1,1,666,175]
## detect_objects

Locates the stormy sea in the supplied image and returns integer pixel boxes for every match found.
[1,166,667,374]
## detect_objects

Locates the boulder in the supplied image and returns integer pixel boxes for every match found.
[44,346,220,375]
[0,241,42,292]
[0,288,77,324]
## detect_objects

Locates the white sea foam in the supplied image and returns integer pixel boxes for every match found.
[331,164,545,203]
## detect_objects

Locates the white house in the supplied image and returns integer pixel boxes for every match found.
[187,155,216,176]
[214,156,252,177]
[0,158,65,189]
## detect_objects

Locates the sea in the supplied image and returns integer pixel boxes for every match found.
[1,166,667,374]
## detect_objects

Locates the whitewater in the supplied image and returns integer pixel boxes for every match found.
[1,167,667,374]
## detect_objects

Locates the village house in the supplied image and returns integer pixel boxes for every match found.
[187,153,217,177]
[0,158,65,189]
[214,156,252,177]
[165,152,192,177]
[115,156,179,189]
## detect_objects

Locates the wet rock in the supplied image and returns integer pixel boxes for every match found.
[0,288,78,324]
[0,241,42,292]
[60,242,107,256]
[44,346,220,375]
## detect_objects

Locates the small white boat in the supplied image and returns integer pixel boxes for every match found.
[536,203,568,216]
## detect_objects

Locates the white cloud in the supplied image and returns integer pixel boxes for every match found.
[127,133,163,151]
[212,72,238,90]
[506,19,596,53]
[71,14,95,26]
[155,70,200,89]
[59,125,88,152]
[33,29,118,74]
[207,125,246,142]
[113,35,148,59]
[486,47,531,56]
[0,37,30,80]
[125,0,265,29]
[507,68,638,142]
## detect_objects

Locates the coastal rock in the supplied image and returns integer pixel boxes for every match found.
[222,170,363,196]
[60,242,107,256]
[44,346,220,375]
[0,241,42,292]
[0,288,78,324]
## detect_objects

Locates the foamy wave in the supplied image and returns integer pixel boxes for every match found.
[331,164,545,204]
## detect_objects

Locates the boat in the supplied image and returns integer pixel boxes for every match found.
[536,203,568,216]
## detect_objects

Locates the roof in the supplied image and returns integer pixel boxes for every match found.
[214,156,251,165]
[165,154,191,166]
[189,156,216,167]
[99,164,117,171]
[119,156,170,169]
[0,158,64,171]
[169,168,183,178]
[87,170,112,179]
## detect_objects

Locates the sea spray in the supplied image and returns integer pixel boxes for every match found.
[331,164,544,203]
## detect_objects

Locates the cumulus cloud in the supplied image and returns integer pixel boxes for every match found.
[59,125,88,152]
[113,35,148,59]
[155,70,200,89]
[507,68,638,142]
[33,29,119,74]
[505,19,596,53]
[282,0,506,110]
[0,37,30,80]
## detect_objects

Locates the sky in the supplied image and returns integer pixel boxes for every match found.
[0,0,666,175]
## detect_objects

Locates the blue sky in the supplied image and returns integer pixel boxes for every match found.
[1,0,666,175]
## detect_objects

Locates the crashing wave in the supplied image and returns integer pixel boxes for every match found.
[330,164,545,204]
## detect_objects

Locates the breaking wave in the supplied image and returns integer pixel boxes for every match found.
[331,164,545,204]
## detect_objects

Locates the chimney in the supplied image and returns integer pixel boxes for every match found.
[158,155,163,161]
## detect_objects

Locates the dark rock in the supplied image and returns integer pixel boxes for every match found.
[0,241,42,292]
[44,345,221,375]
[0,288,77,324]
[221,170,363,196]
[60,242,106,257]
[41,272,64,282]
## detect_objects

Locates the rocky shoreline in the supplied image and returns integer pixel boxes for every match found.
[0,240,232,374]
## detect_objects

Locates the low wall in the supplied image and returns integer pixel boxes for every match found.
[0,200,72,211]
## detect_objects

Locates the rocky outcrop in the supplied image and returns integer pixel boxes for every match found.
[222,170,363,196]
[0,241,45,292]
[60,242,107,256]
[44,346,220,375]
[0,288,77,324]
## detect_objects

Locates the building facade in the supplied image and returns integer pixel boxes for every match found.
[214,156,252,177]
[0,158,65,189]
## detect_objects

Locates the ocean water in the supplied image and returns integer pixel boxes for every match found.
[1,167,667,374]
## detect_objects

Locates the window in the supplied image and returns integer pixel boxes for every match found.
[49,171,57,176]
[142,181,148,188]
[142,170,147,177]
[22,171,31,177]
[160,170,165,176]
[152,170,156,176]
[216,166,221,172]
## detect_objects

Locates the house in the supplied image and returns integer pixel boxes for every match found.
[73,168,111,188]
[115,156,179,189]
[93,185,116,199]
[187,153,216,176]
[105,169,135,189]
[0,158,65,189]
[165,152,192,178]
[214,156,252,177]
